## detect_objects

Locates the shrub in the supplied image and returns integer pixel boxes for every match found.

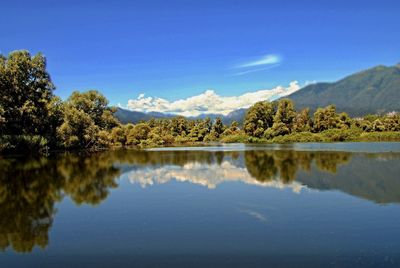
[220,134,247,143]
[319,128,361,142]
[272,132,323,143]
[0,135,49,153]
[360,132,400,141]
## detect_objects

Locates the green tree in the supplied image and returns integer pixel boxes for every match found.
[273,98,296,130]
[313,105,339,132]
[293,108,312,132]
[212,117,225,138]
[67,90,119,130]
[57,90,119,149]
[170,116,189,136]
[110,126,127,146]
[244,101,275,137]
[57,106,99,148]
[0,50,57,140]
[126,123,151,145]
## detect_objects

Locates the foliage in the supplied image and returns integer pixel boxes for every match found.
[243,101,275,137]
[57,90,119,149]
[1,50,400,153]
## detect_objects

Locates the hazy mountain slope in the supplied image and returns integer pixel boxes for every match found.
[115,64,400,123]
[287,64,400,116]
[115,108,175,124]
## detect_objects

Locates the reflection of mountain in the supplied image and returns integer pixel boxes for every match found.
[297,154,400,204]
[1,148,400,253]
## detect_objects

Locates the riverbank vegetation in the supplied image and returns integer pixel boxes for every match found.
[1,50,400,153]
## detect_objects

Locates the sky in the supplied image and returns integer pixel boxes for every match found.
[1,0,400,115]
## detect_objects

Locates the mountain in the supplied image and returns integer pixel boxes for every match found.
[115,64,400,124]
[115,108,175,124]
[115,107,248,125]
[287,64,400,116]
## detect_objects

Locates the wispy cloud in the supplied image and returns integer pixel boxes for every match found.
[231,65,280,76]
[124,81,301,117]
[236,54,281,68]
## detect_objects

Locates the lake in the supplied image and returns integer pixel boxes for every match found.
[1,142,400,267]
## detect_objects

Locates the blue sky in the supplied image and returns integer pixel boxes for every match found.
[1,0,399,113]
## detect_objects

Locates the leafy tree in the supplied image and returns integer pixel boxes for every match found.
[126,123,151,145]
[170,116,189,136]
[313,105,339,132]
[57,106,99,148]
[338,112,352,129]
[273,98,296,130]
[0,50,58,142]
[271,122,290,137]
[67,90,119,130]
[110,126,127,146]
[57,90,119,149]
[244,101,275,137]
[212,117,225,138]
[372,119,385,132]
[293,108,312,132]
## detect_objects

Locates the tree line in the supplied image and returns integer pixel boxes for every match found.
[1,50,399,153]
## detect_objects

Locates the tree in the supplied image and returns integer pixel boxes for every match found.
[212,117,225,138]
[170,116,189,136]
[274,99,296,130]
[67,90,119,130]
[244,101,275,137]
[0,50,56,137]
[293,108,312,132]
[57,90,120,149]
[313,105,339,132]
[126,123,151,145]
[230,121,239,132]
[57,106,99,148]
[338,112,352,129]
[110,126,127,146]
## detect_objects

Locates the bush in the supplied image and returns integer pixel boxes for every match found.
[0,135,49,153]
[319,128,361,142]
[220,134,247,143]
[271,122,290,137]
[263,128,274,140]
[360,132,400,141]
[272,132,323,143]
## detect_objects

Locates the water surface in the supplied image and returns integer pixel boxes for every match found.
[1,142,400,267]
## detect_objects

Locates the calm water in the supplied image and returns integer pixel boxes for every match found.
[1,142,400,268]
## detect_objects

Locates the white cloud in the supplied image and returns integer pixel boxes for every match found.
[236,54,281,68]
[232,66,279,76]
[125,81,301,116]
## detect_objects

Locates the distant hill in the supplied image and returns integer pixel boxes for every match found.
[115,108,175,124]
[115,64,400,124]
[287,64,400,116]
[115,107,248,125]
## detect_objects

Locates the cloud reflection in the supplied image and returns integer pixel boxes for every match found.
[126,161,304,193]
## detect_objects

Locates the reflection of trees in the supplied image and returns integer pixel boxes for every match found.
[0,152,121,253]
[58,153,120,205]
[0,157,62,253]
[244,150,351,183]
[245,151,278,182]
[314,153,350,173]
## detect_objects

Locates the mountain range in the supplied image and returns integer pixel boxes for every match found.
[115,64,400,124]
